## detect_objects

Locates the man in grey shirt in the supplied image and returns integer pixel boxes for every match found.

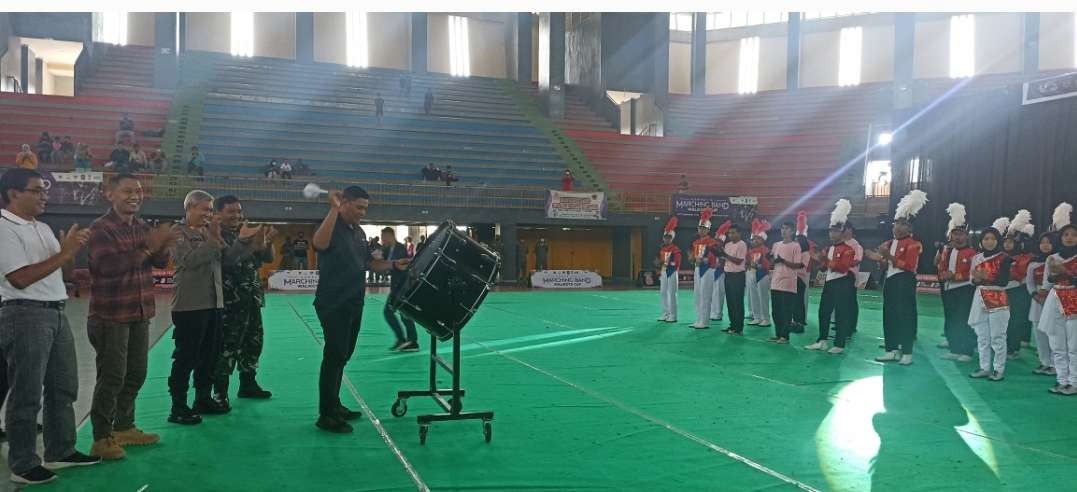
[168,190,263,425]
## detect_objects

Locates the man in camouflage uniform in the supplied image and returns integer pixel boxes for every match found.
[213,195,276,405]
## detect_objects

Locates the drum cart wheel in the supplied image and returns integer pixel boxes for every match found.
[391,398,408,417]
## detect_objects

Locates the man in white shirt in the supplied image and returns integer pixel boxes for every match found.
[0,168,101,485]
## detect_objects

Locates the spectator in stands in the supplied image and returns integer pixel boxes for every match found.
[186,146,206,176]
[36,132,52,164]
[50,137,63,166]
[59,137,75,167]
[15,144,38,170]
[375,94,385,125]
[442,165,458,187]
[561,169,575,191]
[149,149,167,173]
[263,160,279,179]
[280,160,293,180]
[424,89,434,115]
[295,159,312,176]
[405,237,415,257]
[117,113,135,146]
[108,145,131,173]
[420,163,440,181]
[535,238,550,271]
[129,143,148,173]
[677,174,689,193]
[75,144,94,171]
[292,232,310,270]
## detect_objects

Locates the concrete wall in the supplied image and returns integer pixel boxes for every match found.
[368,13,410,70]
[758,34,787,91]
[427,13,450,74]
[976,13,1022,75]
[566,13,603,94]
[862,23,895,83]
[0,13,11,61]
[0,37,19,92]
[1040,13,1076,71]
[705,39,738,94]
[254,12,295,60]
[186,12,230,54]
[313,12,345,65]
[913,16,949,79]
[11,13,92,44]
[469,16,507,78]
[800,29,839,87]
[668,40,690,94]
[127,12,156,47]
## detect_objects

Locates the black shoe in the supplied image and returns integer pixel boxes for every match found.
[316,415,353,434]
[44,451,102,470]
[398,341,420,353]
[193,397,231,415]
[390,341,409,352]
[238,373,273,399]
[168,405,203,425]
[334,405,362,421]
[10,466,56,485]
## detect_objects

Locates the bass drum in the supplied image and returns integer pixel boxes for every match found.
[388,221,501,341]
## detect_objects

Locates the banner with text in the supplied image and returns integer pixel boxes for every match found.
[43,171,103,206]
[545,190,607,220]
[268,270,320,291]
[1023,71,1077,105]
[531,270,603,289]
[672,194,758,224]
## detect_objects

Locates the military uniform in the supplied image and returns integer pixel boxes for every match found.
[214,226,274,398]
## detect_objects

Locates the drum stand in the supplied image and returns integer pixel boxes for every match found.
[390,279,494,445]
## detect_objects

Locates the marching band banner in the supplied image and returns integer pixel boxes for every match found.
[672,194,758,223]
[1022,71,1077,105]
[531,270,603,289]
[268,270,320,291]
[545,190,608,220]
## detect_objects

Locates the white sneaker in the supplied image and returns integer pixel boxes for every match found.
[691,323,709,329]
[875,351,900,362]
[937,340,950,349]
[756,320,772,327]
[969,369,991,378]
[898,354,913,365]
[827,346,845,355]
[665,318,677,323]
[956,355,973,362]
[658,316,670,322]
[940,353,961,360]
[747,320,761,326]
[805,340,829,351]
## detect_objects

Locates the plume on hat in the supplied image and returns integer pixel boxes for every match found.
[751,218,770,241]
[1053,202,1073,231]
[663,216,678,239]
[714,219,732,241]
[698,207,714,229]
[1007,209,1033,237]
[796,211,808,236]
[990,216,1010,234]
[946,203,967,234]
[894,190,928,220]
[830,199,851,227]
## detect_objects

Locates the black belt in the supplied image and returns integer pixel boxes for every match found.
[0,300,66,311]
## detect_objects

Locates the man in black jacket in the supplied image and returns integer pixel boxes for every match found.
[380,227,419,352]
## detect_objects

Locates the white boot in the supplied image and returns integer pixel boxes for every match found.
[899,354,913,365]
[875,350,901,362]
[805,340,829,351]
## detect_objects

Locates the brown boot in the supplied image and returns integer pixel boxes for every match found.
[114,428,161,446]
[90,435,126,460]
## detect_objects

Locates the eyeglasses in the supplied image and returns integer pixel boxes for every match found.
[20,188,46,196]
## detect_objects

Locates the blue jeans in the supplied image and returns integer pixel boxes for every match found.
[383,304,418,344]
[0,305,78,473]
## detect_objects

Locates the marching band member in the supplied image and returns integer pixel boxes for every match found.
[690,209,719,329]
[936,203,977,362]
[968,219,1015,381]
[1041,203,1077,395]
[1003,210,1034,358]
[806,199,857,354]
[866,190,926,365]
[656,217,681,323]
[1028,231,1059,375]
[746,218,772,327]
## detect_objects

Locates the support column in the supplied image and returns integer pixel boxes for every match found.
[690,12,706,96]
[411,13,428,73]
[893,13,915,87]
[178,12,187,54]
[651,13,670,109]
[612,227,632,281]
[19,45,29,93]
[153,13,178,89]
[517,13,533,82]
[786,12,801,90]
[296,13,314,64]
[1023,13,1040,75]
[538,12,565,119]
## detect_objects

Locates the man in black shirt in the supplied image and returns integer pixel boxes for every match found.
[292,232,310,270]
[379,228,419,352]
[311,186,408,433]
[374,94,385,125]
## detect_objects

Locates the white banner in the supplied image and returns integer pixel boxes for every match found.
[545,190,607,220]
[268,270,320,291]
[531,270,603,289]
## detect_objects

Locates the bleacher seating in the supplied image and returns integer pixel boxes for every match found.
[0,44,171,169]
[183,53,565,187]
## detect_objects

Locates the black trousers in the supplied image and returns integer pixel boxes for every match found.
[942,285,976,356]
[818,275,856,347]
[792,279,807,325]
[725,271,747,332]
[169,309,222,405]
[771,290,798,339]
[315,302,363,417]
[882,272,918,355]
[1006,286,1033,353]
[850,281,860,333]
[383,304,417,344]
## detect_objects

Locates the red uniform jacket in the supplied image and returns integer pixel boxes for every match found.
[1008,253,1032,287]
[691,236,720,271]
[975,253,1010,310]
[822,243,857,277]
[658,244,682,276]
[748,245,771,271]
[936,245,976,283]
[1049,255,1077,318]
[883,236,922,273]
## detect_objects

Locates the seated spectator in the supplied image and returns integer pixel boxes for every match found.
[149,149,168,173]
[16,144,38,170]
[280,160,293,179]
[51,136,63,165]
[186,146,206,176]
[295,158,312,176]
[116,112,136,145]
[561,169,574,191]
[264,160,280,179]
[424,89,434,115]
[58,136,75,168]
[442,165,459,186]
[119,113,135,131]
[108,145,131,172]
[74,143,94,171]
[421,163,441,181]
[375,93,385,124]
[129,143,148,172]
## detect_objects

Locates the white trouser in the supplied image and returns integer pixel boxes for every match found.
[1033,321,1053,368]
[746,272,757,320]
[710,271,725,319]
[749,274,771,323]
[1041,291,1077,386]
[969,289,1009,374]
[659,270,678,320]
[693,268,715,326]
